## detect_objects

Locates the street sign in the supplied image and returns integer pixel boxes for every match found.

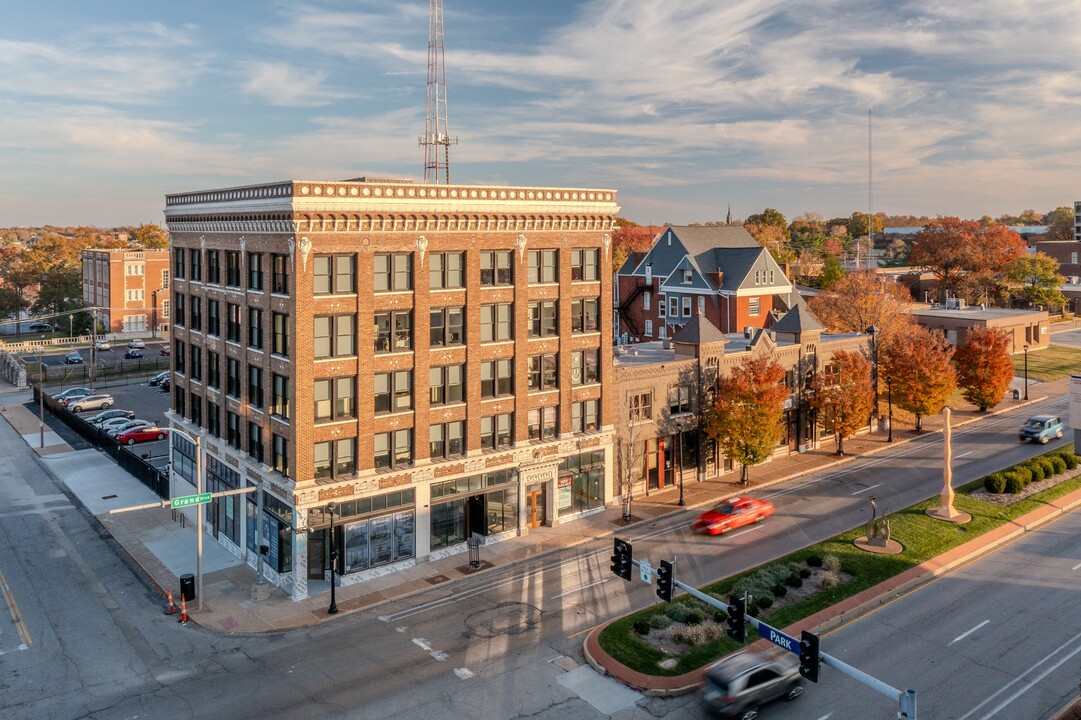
[639,561,651,584]
[756,620,800,656]
[171,493,211,509]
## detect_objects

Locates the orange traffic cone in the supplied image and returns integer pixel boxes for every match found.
[179,593,188,624]
[164,588,175,615]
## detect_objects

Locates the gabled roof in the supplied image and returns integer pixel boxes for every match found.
[771,304,824,333]
[672,314,727,345]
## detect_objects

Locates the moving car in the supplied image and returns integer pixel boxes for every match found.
[127,339,146,349]
[88,409,135,426]
[700,649,803,719]
[1019,415,1064,444]
[159,344,171,356]
[149,371,170,386]
[64,352,84,365]
[28,322,54,332]
[94,340,112,351]
[52,387,94,401]
[115,426,168,445]
[693,497,775,535]
[124,349,144,359]
[106,419,153,437]
[68,394,114,412]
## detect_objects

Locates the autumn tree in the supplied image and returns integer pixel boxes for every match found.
[745,208,788,232]
[132,223,170,249]
[808,270,915,343]
[744,223,794,264]
[1045,206,1076,242]
[1006,252,1067,309]
[952,327,1014,412]
[789,211,826,237]
[706,356,788,485]
[847,212,884,239]
[612,221,658,274]
[909,217,1026,304]
[810,350,874,456]
[879,325,957,431]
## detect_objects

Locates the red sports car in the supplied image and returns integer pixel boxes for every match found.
[693,497,775,535]
[115,426,169,446]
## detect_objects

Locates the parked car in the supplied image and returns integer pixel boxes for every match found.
[68,394,114,412]
[94,340,112,351]
[160,377,171,391]
[124,349,144,359]
[700,649,804,718]
[149,371,170,386]
[28,322,54,332]
[106,419,153,437]
[63,352,84,365]
[89,408,135,426]
[52,387,94,401]
[692,497,775,535]
[159,344,171,356]
[1019,415,1064,444]
[127,339,146,349]
[116,426,168,446]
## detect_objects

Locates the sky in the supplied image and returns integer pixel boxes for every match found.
[1,0,1078,228]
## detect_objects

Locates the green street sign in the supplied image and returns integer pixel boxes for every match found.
[171,493,212,509]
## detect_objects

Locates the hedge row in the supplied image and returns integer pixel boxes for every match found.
[983,450,1077,494]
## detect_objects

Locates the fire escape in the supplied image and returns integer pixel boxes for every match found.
[616,282,647,338]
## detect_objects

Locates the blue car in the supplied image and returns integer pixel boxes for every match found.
[124,349,144,359]
[1019,415,1064,444]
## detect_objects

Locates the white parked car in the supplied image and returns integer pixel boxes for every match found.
[127,339,146,349]
[94,340,112,351]
[68,394,114,412]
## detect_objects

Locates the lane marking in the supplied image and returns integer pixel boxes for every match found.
[454,667,474,679]
[955,451,973,459]
[412,638,432,651]
[550,578,609,600]
[851,483,881,495]
[948,619,989,646]
[1072,561,1081,571]
[815,714,833,719]
[0,564,31,647]
[976,642,1081,719]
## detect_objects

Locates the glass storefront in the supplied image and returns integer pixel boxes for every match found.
[430,468,519,550]
[246,488,294,574]
[558,450,605,517]
[305,489,416,575]
[206,456,240,546]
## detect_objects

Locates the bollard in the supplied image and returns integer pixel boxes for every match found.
[179,593,188,624]
[164,588,175,615]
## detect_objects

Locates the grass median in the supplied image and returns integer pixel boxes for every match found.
[599,452,1081,677]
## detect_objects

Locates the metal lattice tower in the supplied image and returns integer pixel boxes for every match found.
[419,0,457,184]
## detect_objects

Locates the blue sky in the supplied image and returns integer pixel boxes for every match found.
[1,0,1078,227]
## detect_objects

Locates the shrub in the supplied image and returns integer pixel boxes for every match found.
[665,603,692,623]
[822,554,842,574]
[1026,461,1045,482]
[785,574,804,589]
[684,608,707,626]
[633,619,651,635]
[984,473,1007,494]
[756,594,774,610]
[805,554,824,568]
[672,630,686,644]
[818,570,841,590]
[684,621,724,647]
[685,598,709,614]
[1004,472,1027,494]
[771,584,788,598]
[1012,466,1033,485]
[1038,457,1056,478]
[649,614,673,630]
[1050,455,1067,475]
[799,567,812,579]
[712,611,728,624]
[1060,451,1078,470]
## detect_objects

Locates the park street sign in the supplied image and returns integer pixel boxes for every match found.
[171,492,211,509]
[755,619,800,656]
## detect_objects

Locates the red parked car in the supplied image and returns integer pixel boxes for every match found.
[115,426,169,446]
[692,497,775,535]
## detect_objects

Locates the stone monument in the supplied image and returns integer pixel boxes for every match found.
[927,407,972,524]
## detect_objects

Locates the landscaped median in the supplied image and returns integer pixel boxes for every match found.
[587,448,1081,694]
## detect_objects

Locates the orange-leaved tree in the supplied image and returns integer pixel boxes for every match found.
[880,325,957,431]
[706,356,789,485]
[909,217,1025,304]
[810,350,874,456]
[952,327,1014,411]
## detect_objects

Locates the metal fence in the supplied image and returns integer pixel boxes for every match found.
[24,358,170,391]
[32,385,169,499]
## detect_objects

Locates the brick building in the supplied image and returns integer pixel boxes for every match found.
[163,178,619,600]
[81,248,171,334]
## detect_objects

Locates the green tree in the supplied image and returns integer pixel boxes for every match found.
[952,327,1014,412]
[1044,206,1076,242]
[745,208,788,232]
[880,325,957,432]
[847,212,884,239]
[819,254,845,289]
[1006,252,1067,309]
[706,356,789,485]
[810,350,874,456]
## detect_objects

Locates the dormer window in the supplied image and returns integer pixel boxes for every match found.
[682,269,693,284]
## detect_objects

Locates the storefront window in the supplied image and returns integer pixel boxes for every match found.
[558,450,606,517]
[307,490,416,574]
[430,498,466,550]
[430,469,520,549]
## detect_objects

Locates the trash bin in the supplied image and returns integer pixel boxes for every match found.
[468,533,481,569]
[1012,389,1021,401]
[180,573,195,602]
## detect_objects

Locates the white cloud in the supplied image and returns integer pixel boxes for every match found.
[240,62,349,107]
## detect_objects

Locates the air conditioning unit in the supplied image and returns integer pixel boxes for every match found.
[744,326,754,338]
[945,298,967,310]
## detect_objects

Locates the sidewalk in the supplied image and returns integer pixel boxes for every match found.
[0,375,1066,635]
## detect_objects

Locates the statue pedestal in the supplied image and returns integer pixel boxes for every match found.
[925,506,972,524]
[854,536,903,555]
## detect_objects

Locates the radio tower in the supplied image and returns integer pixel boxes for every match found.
[420,0,457,184]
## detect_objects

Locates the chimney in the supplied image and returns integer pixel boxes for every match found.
[645,262,652,284]
[712,270,724,287]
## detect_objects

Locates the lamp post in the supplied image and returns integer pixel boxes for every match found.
[866,325,879,424]
[168,426,205,611]
[37,350,45,449]
[1023,344,1029,401]
[886,376,893,443]
[326,501,339,615]
[677,422,685,507]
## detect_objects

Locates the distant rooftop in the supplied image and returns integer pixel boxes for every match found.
[911,305,1046,320]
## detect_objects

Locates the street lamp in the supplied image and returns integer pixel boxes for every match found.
[326,502,339,615]
[676,422,685,507]
[168,426,205,611]
[886,376,893,443]
[37,349,45,449]
[865,325,879,424]
[1022,344,1029,401]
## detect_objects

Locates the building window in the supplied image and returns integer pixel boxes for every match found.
[248,365,264,409]
[429,252,464,289]
[668,297,679,317]
[190,394,202,428]
[429,306,465,347]
[248,422,264,463]
[429,364,464,406]
[528,301,558,338]
[190,346,202,382]
[207,351,220,389]
[174,292,185,326]
[207,402,221,438]
[161,268,171,290]
[272,254,289,294]
[189,296,202,332]
[644,319,653,335]
[248,252,264,291]
[698,296,705,315]
[375,371,413,414]
[373,311,411,353]
[161,299,170,319]
[682,296,691,317]
[480,251,513,285]
[206,251,219,284]
[174,386,185,418]
[558,450,605,517]
[174,339,186,374]
[272,374,290,419]
[682,268,693,284]
[315,438,357,479]
[429,421,465,460]
[248,308,263,349]
[374,253,413,292]
[629,393,652,422]
[272,312,289,356]
[226,357,240,397]
[571,298,600,333]
[480,413,513,450]
[670,385,691,415]
[314,377,355,422]
[527,249,558,284]
[527,406,558,440]
[227,411,241,449]
[190,249,202,282]
[126,289,145,302]
[314,254,356,295]
[527,354,558,391]
[374,430,412,470]
[481,303,513,342]
[658,297,666,318]
[272,434,289,477]
[571,348,600,385]
[749,297,761,316]
[315,315,356,358]
[174,248,185,279]
[572,399,600,433]
[225,251,241,287]
[643,291,651,311]
[207,299,220,336]
[571,248,600,281]
[481,359,514,398]
[226,303,241,342]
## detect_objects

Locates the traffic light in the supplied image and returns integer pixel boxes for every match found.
[726,595,746,643]
[655,559,674,602]
[799,630,820,683]
[609,538,633,581]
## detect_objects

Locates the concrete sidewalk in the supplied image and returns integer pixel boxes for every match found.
[0,375,1065,635]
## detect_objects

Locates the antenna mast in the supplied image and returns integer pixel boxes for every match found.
[420,0,457,184]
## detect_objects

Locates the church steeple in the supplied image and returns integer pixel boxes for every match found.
[725,204,733,225]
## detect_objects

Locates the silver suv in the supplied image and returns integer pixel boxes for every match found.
[700,649,804,719]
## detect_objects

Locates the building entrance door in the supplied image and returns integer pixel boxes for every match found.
[467,495,485,537]
[209,497,220,539]
[526,484,546,528]
[307,533,325,580]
